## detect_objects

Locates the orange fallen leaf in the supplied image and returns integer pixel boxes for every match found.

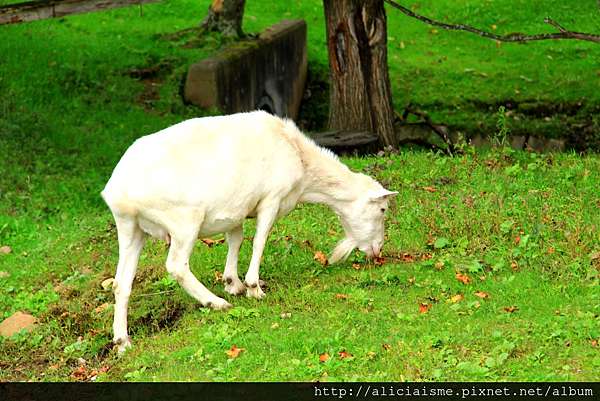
[352,263,362,270]
[319,352,330,363]
[591,339,598,348]
[338,350,353,359]
[201,238,224,247]
[401,253,415,263]
[455,272,471,285]
[71,365,89,381]
[450,294,464,303]
[515,236,521,245]
[226,344,245,359]
[420,253,433,261]
[547,247,555,255]
[335,293,349,300]
[511,261,519,271]
[314,251,329,266]
[418,303,431,313]
[503,306,519,313]
[373,256,386,265]
[423,186,437,193]
[94,303,109,314]
[474,291,489,299]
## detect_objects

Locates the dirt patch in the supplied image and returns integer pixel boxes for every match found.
[126,61,175,112]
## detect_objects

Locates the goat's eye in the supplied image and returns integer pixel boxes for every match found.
[381,208,386,213]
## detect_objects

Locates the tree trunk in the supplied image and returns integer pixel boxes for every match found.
[323,0,396,148]
[201,0,246,38]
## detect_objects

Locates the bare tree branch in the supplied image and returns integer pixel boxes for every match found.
[384,0,600,44]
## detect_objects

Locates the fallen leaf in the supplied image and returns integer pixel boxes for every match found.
[314,251,328,266]
[100,278,114,291]
[401,253,415,263]
[515,236,521,245]
[373,256,386,265]
[0,271,9,278]
[407,276,416,285]
[71,365,89,381]
[455,272,471,285]
[226,344,245,359]
[280,312,291,319]
[423,186,437,193]
[335,293,349,300]
[319,352,330,363]
[434,261,445,270]
[591,339,598,348]
[270,323,279,329]
[200,238,224,247]
[511,261,519,271]
[382,343,392,351]
[420,253,433,261]
[547,247,555,255]
[338,350,353,359]
[450,294,464,303]
[214,270,223,282]
[327,229,337,236]
[366,351,377,359]
[418,303,431,313]
[352,263,362,270]
[0,246,11,255]
[94,303,109,314]
[474,291,489,299]
[503,306,519,313]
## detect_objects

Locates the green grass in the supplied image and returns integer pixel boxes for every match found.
[1,0,599,382]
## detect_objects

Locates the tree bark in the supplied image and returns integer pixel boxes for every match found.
[323,0,396,148]
[201,0,246,38]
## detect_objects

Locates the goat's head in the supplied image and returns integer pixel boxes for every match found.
[330,176,398,263]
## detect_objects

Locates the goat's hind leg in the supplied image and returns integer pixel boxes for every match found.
[112,214,146,353]
[223,225,246,296]
[166,230,232,311]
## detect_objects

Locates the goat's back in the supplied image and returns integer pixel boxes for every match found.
[102,111,305,215]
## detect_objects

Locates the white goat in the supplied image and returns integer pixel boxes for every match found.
[102,110,397,352]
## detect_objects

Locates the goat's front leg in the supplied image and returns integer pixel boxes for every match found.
[223,225,246,296]
[244,203,278,299]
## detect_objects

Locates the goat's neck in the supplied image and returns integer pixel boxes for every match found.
[299,153,357,214]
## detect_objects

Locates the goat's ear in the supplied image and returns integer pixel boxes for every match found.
[369,188,398,201]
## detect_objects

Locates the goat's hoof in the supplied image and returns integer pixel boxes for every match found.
[245,285,265,299]
[224,277,246,296]
[206,297,232,311]
[114,337,132,355]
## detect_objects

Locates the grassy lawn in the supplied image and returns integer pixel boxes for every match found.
[1,0,599,382]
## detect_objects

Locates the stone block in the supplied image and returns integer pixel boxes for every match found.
[184,19,307,120]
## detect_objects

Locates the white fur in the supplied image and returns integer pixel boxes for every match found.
[102,110,397,352]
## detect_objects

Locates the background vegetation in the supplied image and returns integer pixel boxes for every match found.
[0,0,599,381]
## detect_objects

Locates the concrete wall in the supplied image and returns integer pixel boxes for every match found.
[184,19,307,120]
